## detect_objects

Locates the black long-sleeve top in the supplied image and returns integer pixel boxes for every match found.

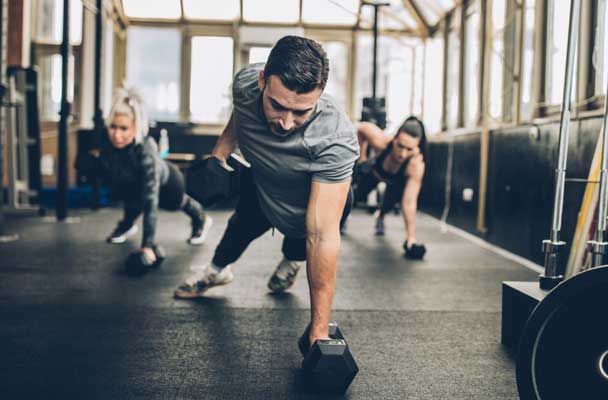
[98,136,169,248]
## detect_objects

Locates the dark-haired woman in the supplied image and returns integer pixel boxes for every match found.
[353,116,427,259]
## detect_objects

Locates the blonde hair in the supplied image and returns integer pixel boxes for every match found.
[106,86,149,143]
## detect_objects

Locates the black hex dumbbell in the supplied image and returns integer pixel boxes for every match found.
[186,153,250,208]
[404,241,426,259]
[298,322,359,393]
[126,245,166,275]
[298,321,344,356]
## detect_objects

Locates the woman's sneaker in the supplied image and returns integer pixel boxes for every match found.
[267,257,304,292]
[106,224,138,244]
[374,216,385,236]
[174,263,234,299]
[188,214,213,245]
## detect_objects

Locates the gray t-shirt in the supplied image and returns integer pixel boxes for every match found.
[232,63,359,238]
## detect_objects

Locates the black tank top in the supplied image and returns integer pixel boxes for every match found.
[371,143,409,184]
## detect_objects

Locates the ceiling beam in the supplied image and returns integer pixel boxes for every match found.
[402,0,429,37]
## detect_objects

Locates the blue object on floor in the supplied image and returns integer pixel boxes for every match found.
[41,186,109,208]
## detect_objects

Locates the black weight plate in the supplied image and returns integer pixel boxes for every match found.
[517,266,608,400]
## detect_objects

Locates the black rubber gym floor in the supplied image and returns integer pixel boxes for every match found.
[0,208,537,399]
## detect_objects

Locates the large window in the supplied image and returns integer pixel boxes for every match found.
[182,0,240,20]
[355,35,415,134]
[302,0,358,25]
[243,0,299,23]
[33,0,83,44]
[545,0,576,106]
[248,46,272,64]
[32,0,82,121]
[423,36,444,134]
[122,0,181,20]
[102,16,115,117]
[126,27,181,121]
[412,43,424,116]
[463,4,480,127]
[520,0,537,120]
[489,0,506,122]
[594,0,608,95]
[446,14,461,129]
[38,54,75,121]
[320,41,349,112]
[189,37,234,124]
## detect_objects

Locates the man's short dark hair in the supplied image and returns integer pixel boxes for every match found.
[264,36,329,94]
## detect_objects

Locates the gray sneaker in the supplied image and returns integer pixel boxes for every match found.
[267,257,304,292]
[174,264,234,299]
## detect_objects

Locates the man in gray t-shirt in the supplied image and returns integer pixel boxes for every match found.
[175,36,359,349]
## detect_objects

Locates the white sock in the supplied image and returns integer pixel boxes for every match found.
[210,261,224,274]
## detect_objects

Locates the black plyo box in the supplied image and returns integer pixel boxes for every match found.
[501,281,549,352]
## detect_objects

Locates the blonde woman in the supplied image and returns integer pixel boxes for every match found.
[100,87,212,265]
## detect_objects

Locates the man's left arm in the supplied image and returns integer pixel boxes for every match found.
[305,179,350,346]
[401,154,425,246]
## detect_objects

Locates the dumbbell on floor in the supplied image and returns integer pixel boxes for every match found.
[298,322,359,393]
[298,321,344,356]
[126,245,166,274]
[404,241,426,259]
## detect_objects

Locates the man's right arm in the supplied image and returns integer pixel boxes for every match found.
[211,112,237,163]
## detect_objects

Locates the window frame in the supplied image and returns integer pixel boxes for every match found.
[462,0,482,128]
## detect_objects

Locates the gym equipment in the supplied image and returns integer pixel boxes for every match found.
[538,0,581,290]
[298,322,359,393]
[298,321,344,356]
[404,242,426,260]
[360,2,389,130]
[361,96,387,130]
[512,2,608,398]
[516,266,608,400]
[3,67,43,213]
[186,153,250,207]
[126,245,166,274]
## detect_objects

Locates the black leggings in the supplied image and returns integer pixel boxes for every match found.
[353,163,405,216]
[121,162,203,227]
[212,169,353,267]
[159,162,185,210]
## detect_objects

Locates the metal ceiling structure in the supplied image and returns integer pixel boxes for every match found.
[119,0,457,37]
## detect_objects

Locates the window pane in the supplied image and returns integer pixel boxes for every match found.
[126,27,181,121]
[489,0,506,121]
[546,0,576,105]
[446,21,461,129]
[594,0,608,95]
[122,0,181,20]
[249,47,272,64]
[302,0,358,25]
[360,0,417,30]
[182,0,239,20]
[521,0,536,120]
[417,4,441,27]
[33,0,82,44]
[102,18,114,118]
[319,41,349,112]
[413,43,424,116]
[243,0,299,23]
[190,37,234,124]
[423,36,444,134]
[38,54,75,121]
[464,10,480,127]
[355,35,414,134]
